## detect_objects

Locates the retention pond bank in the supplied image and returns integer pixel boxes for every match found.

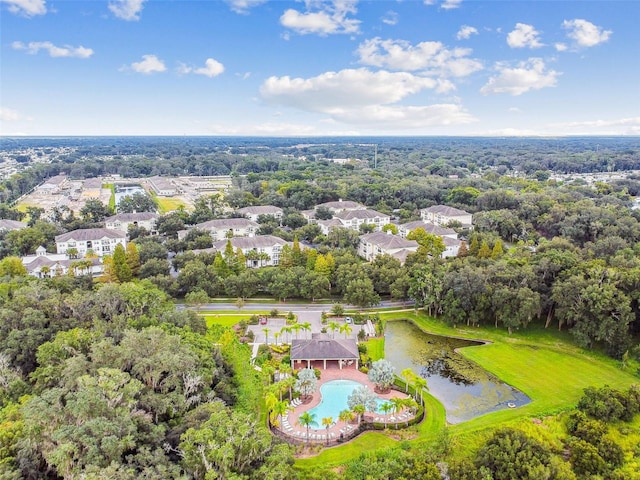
[384,320,530,424]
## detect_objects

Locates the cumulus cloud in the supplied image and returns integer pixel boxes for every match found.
[12,41,94,58]
[456,25,478,40]
[562,19,612,47]
[382,10,398,26]
[259,67,476,128]
[108,0,146,21]
[424,0,462,9]
[280,0,360,36]
[0,0,46,16]
[480,58,560,96]
[356,37,483,78]
[441,0,463,10]
[225,0,267,14]
[330,104,476,128]
[178,58,225,78]
[0,107,22,121]
[555,43,568,52]
[129,55,166,74]
[507,23,543,48]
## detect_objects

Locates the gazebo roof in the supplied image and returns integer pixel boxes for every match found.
[290,333,359,361]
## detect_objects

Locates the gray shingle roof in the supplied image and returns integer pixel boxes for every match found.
[211,235,289,250]
[236,206,282,215]
[290,333,359,361]
[423,205,470,217]
[194,218,259,229]
[55,228,126,242]
[105,212,158,222]
[316,200,363,211]
[0,219,27,231]
[334,209,388,221]
[360,232,419,249]
[401,221,456,236]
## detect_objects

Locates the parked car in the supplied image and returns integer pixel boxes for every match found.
[259,317,268,325]
[345,317,352,324]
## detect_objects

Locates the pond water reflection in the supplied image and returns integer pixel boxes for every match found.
[115,185,146,207]
[384,321,529,424]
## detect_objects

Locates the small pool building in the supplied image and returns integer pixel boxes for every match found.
[290,333,359,370]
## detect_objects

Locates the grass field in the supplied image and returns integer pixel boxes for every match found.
[155,196,187,213]
[295,309,639,469]
[203,312,271,328]
[364,337,385,361]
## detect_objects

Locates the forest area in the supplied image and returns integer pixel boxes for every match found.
[1,136,640,479]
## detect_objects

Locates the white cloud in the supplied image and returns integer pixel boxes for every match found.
[423,0,462,9]
[0,107,22,121]
[555,43,568,52]
[442,0,462,10]
[280,0,361,36]
[562,19,612,47]
[225,0,267,14]
[259,67,476,128]
[507,23,543,48]
[382,10,398,26]
[0,0,46,16]
[356,37,483,78]
[129,55,166,74]
[108,0,146,21]
[261,68,438,111]
[180,58,225,77]
[330,104,476,128]
[456,25,478,40]
[480,58,560,96]
[12,41,94,58]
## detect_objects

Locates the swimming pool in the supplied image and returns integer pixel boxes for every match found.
[305,379,388,423]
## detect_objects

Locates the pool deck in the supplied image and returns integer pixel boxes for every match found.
[277,366,413,443]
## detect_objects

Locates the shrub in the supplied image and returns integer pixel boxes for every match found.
[249,315,260,325]
[270,308,280,318]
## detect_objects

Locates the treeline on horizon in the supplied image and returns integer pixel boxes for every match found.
[1,136,639,205]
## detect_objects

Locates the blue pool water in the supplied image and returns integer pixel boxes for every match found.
[305,379,388,423]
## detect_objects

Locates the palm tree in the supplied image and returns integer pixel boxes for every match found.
[328,321,340,339]
[274,331,280,346]
[390,397,406,429]
[401,368,415,393]
[262,327,270,345]
[280,325,292,344]
[414,376,428,405]
[340,322,353,339]
[300,322,311,339]
[321,416,333,445]
[40,265,50,278]
[297,411,317,445]
[265,392,278,420]
[352,404,366,426]
[380,402,393,428]
[291,323,302,339]
[339,409,355,429]
[272,400,292,429]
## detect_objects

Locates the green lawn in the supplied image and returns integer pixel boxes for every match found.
[296,309,639,467]
[364,337,385,361]
[204,314,250,328]
[155,196,187,213]
[294,432,397,473]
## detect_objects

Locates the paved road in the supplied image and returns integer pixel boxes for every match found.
[187,300,414,344]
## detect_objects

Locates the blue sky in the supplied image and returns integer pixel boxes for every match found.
[1,0,638,136]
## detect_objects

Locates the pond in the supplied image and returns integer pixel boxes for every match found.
[114,185,146,207]
[384,320,529,424]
